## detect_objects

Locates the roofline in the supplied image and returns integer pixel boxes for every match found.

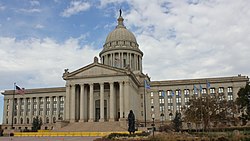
[150,75,249,86]
[2,87,66,95]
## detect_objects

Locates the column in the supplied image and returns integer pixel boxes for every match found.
[109,82,115,121]
[65,84,70,121]
[124,81,130,117]
[36,97,40,117]
[56,96,60,120]
[17,98,20,124]
[23,98,27,124]
[99,83,105,122]
[88,83,94,122]
[70,84,75,122]
[50,97,53,123]
[79,84,85,122]
[30,98,34,124]
[43,97,46,123]
[9,98,14,127]
[3,99,7,124]
[121,52,124,68]
[119,82,124,119]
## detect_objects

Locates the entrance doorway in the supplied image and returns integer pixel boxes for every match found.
[95,100,108,121]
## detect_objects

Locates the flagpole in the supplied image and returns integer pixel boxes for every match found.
[11,83,16,129]
[144,80,147,127]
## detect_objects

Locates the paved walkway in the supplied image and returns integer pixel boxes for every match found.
[0,136,101,141]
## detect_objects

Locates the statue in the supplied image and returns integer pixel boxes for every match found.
[119,9,122,17]
[128,110,135,134]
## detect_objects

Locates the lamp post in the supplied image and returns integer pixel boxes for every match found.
[152,114,155,137]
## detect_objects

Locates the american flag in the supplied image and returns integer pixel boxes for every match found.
[16,85,25,95]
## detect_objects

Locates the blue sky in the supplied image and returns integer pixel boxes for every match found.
[0,0,250,124]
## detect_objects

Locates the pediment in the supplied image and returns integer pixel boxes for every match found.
[65,63,127,79]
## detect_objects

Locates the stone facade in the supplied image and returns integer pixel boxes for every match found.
[1,13,249,131]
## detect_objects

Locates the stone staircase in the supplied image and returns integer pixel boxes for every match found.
[55,121,128,132]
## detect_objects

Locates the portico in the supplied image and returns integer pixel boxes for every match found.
[63,59,139,123]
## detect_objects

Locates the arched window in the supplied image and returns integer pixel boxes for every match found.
[14,118,17,124]
[20,118,23,124]
[53,117,56,123]
[27,118,29,124]
[46,117,49,123]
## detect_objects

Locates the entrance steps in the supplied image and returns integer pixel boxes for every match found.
[55,121,128,132]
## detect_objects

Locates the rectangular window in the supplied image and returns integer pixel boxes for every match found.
[176,105,182,112]
[168,98,172,103]
[46,110,50,115]
[7,105,9,110]
[202,88,207,94]
[218,87,224,93]
[228,95,233,101]
[168,105,173,111]
[160,106,165,112]
[184,97,189,103]
[176,90,181,96]
[60,96,64,102]
[228,87,233,93]
[159,99,165,104]
[210,88,215,94]
[53,97,57,102]
[167,90,172,96]
[184,89,189,95]
[150,92,154,97]
[46,97,50,102]
[176,97,181,103]
[7,111,9,116]
[151,98,154,104]
[158,91,162,97]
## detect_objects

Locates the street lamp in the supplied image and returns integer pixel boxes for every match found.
[152,114,155,137]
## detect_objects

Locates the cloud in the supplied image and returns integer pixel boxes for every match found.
[0,4,5,11]
[61,1,91,17]
[34,24,44,29]
[30,0,40,6]
[0,36,101,91]
[18,8,41,13]
[99,0,250,80]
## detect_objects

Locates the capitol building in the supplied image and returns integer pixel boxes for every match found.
[1,13,249,131]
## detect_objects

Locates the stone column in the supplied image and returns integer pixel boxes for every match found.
[50,97,53,123]
[56,96,60,120]
[70,84,76,123]
[36,97,40,117]
[43,97,47,123]
[109,82,115,121]
[9,98,14,126]
[17,98,20,124]
[79,84,85,122]
[65,84,70,121]
[99,82,105,122]
[124,81,130,117]
[3,99,7,124]
[119,82,124,119]
[88,83,94,122]
[121,52,124,67]
[30,98,34,123]
[23,98,27,124]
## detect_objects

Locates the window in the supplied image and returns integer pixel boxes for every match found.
[184,97,189,103]
[228,95,233,101]
[60,96,64,102]
[46,97,50,102]
[151,106,154,112]
[177,105,182,112]
[7,105,9,110]
[193,89,198,95]
[201,88,207,94]
[218,87,224,93]
[210,88,215,94]
[158,91,162,96]
[53,103,57,109]
[184,89,189,95]
[168,98,173,103]
[176,97,181,104]
[46,110,50,115]
[6,111,9,116]
[167,90,172,96]
[53,97,57,102]
[228,87,233,93]
[159,99,164,104]
[46,103,50,109]
[176,90,181,96]
[150,92,154,97]
[6,118,8,124]
[151,98,154,104]
[168,105,173,111]
[27,118,29,124]
[20,118,23,124]
[46,117,49,123]
[7,99,9,103]
[160,106,165,112]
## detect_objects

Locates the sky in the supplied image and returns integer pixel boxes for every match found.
[0,0,250,124]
